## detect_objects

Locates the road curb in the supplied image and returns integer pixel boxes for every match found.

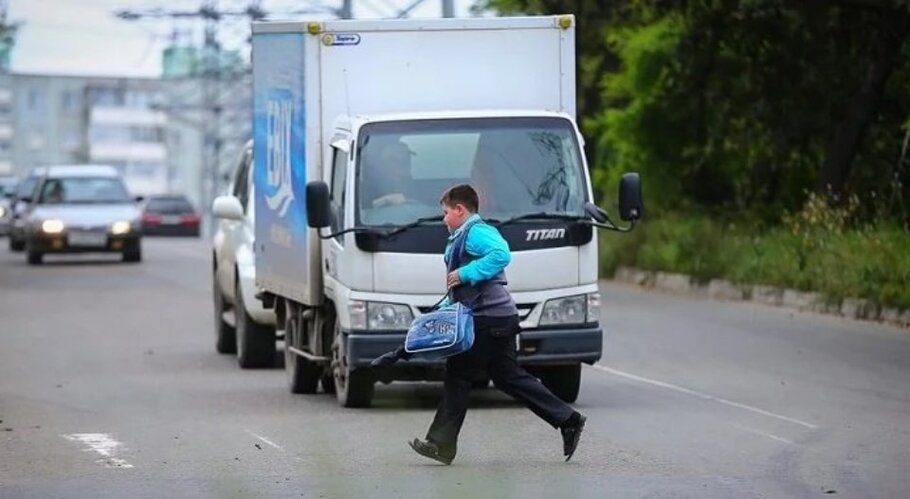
[611,266,910,328]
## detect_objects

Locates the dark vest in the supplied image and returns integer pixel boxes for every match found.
[446,220,518,318]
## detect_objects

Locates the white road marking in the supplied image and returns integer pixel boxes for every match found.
[63,433,134,468]
[245,429,283,450]
[732,424,795,445]
[588,364,819,430]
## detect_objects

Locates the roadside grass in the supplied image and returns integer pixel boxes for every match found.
[599,212,910,310]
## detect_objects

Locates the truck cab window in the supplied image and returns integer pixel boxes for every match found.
[330,147,348,242]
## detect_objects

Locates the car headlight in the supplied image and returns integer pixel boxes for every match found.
[41,219,65,234]
[110,221,132,235]
[0,206,5,218]
[348,300,414,331]
[539,294,589,326]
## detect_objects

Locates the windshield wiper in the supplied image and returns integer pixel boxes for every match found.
[490,212,588,227]
[383,215,444,237]
[317,215,443,240]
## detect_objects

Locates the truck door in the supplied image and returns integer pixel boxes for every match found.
[323,141,349,294]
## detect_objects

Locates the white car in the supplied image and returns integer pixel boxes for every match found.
[212,142,278,368]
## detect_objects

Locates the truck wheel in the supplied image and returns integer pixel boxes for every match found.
[236,279,276,368]
[284,314,320,394]
[472,377,491,389]
[331,319,374,408]
[26,249,43,265]
[212,269,236,354]
[539,364,581,403]
[122,249,142,263]
[320,372,336,394]
[9,236,24,252]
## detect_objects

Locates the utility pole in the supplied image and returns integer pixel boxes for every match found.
[115,1,328,235]
[341,0,353,19]
[201,0,220,236]
[441,0,454,18]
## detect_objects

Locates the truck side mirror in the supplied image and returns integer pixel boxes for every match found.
[306,181,332,228]
[584,202,609,224]
[618,172,643,222]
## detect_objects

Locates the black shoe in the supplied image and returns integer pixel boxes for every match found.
[370,346,410,368]
[561,414,586,462]
[408,438,454,465]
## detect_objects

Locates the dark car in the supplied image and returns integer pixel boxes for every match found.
[8,168,45,251]
[141,195,201,237]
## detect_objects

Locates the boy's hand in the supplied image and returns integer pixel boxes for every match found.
[446,270,462,288]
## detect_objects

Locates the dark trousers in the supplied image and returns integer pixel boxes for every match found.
[425,314,575,458]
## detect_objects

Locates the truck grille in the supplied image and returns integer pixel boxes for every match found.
[418,303,535,320]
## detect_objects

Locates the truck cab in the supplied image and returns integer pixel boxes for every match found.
[316,110,604,405]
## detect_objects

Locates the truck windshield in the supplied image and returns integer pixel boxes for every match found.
[356,117,588,226]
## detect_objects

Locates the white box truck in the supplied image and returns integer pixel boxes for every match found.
[252,15,642,407]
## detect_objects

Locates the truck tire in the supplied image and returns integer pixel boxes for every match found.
[320,373,336,394]
[472,377,491,389]
[122,249,142,263]
[26,249,42,265]
[539,364,581,404]
[212,269,236,354]
[284,314,320,394]
[235,278,276,368]
[9,236,24,252]
[331,319,374,408]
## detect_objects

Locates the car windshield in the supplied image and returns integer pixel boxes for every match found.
[355,117,588,226]
[38,176,132,204]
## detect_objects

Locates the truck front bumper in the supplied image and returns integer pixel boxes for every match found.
[346,325,603,373]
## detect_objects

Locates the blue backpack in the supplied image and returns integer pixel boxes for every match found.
[404,302,475,360]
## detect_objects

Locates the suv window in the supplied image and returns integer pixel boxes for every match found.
[232,149,251,212]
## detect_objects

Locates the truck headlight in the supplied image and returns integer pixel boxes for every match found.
[41,219,65,234]
[539,294,588,326]
[110,221,132,235]
[349,300,414,331]
[586,292,601,324]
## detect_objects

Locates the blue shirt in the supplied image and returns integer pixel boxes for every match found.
[444,213,512,285]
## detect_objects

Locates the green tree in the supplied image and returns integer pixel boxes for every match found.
[481,0,910,223]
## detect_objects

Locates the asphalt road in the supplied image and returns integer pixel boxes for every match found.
[1,238,909,498]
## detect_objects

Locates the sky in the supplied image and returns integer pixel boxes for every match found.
[7,0,480,78]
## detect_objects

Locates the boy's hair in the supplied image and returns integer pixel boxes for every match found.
[440,184,479,213]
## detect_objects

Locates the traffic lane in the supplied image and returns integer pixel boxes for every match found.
[2,240,904,497]
[1,238,766,498]
[0,239,215,491]
[598,282,910,498]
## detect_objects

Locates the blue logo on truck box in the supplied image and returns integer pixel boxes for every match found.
[264,90,295,217]
[252,32,307,250]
